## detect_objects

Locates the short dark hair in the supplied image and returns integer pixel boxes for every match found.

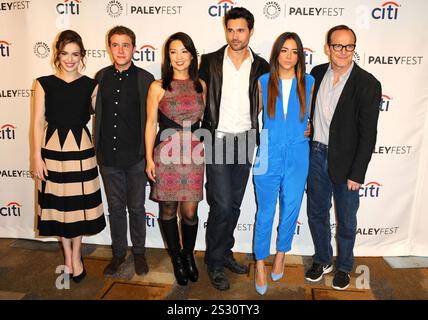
[54,30,86,70]
[224,7,254,30]
[107,25,136,47]
[326,25,357,45]
[161,32,202,93]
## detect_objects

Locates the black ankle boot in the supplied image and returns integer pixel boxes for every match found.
[182,220,199,282]
[159,217,188,286]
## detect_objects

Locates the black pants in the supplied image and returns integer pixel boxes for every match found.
[99,159,147,258]
[204,131,255,270]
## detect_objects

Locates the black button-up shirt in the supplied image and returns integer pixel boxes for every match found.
[100,63,142,167]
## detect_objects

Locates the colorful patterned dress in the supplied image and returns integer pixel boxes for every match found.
[37,75,106,238]
[151,79,204,202]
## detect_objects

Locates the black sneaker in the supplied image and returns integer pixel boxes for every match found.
[305,262,333,282]
[224,255,249,274]
[103,256,126,276]
[332,271,350,290]
[207,268,230,291]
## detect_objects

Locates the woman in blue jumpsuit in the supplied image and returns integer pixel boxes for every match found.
[253,32,314,295]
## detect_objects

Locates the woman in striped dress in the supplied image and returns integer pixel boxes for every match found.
[32,30,106,283]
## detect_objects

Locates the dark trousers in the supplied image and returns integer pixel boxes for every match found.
[307,142,359,273]
[204,131,255,270]
[99,158,147,258]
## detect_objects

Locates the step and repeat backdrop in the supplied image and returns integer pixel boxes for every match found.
[1,0,428,256]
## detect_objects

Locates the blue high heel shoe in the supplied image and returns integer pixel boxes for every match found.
[271,270,284,281]
[271,255,285,281]
[255,266,267,295]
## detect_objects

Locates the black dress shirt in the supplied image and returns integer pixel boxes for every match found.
[99,63,142,167]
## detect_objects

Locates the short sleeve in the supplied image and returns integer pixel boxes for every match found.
[36,75,50,92]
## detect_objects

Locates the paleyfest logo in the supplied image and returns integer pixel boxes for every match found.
[106,0,123,18]
[353,51,361,65]
[263,1,281,19]
[372,1,400,20]
[208,0,235,17]
[34,42,50,59]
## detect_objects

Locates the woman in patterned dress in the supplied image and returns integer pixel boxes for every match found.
[146,32,206,286]
[32,30,105,283]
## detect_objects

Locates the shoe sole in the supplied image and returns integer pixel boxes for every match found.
[332,283,350,290]
[305,265,334,282]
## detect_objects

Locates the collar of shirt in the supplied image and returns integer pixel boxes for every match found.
[326,61,354,85]
[113,62,137,77]
[224,46,254,66]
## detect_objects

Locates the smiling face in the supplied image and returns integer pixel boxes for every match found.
[58,42,82,72]
[277,38,298,76]
[169,39,192,74]
[109,34,136,71]
[326,29,355,72]
[225,18,253,52]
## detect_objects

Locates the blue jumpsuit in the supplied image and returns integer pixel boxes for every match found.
[253,73,314,260]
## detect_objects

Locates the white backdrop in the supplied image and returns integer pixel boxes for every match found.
[1,0,428,256]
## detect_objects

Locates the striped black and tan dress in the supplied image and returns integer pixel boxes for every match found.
[37,75,105,238]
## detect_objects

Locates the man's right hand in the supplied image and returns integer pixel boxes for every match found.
[304,122,311,138]
[146,159,156,183]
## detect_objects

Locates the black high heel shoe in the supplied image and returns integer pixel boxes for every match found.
[72,257,87,283]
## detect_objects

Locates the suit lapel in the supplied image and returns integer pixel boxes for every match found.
[332,64,358,123]
[214,46,226,122]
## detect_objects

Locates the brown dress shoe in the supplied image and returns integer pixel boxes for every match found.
[103,256,125,276]
[134,254,149,275]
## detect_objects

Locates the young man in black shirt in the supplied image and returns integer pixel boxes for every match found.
[94,26,154,276]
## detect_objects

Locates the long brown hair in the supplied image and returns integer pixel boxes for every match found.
[267,32,306,121]
[53,30,86,70]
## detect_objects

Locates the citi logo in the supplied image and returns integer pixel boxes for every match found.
[0,124,16,140]
[380,94,392,112]
[295,221,303,235]
[360,181,382,198]
[146,212,157,228]
[304,48,315,66]
[133,45,156,62]
[208,0,235,17]
[56,0,80,15]
[0,40,11,57]
[372,1,400,20]
[0,202,21,216]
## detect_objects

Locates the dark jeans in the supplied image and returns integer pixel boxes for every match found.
[307,142,359,273]
[204,131,255,270]
[99,158,147,258]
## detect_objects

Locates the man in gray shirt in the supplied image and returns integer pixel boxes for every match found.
[304,25,381,290]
